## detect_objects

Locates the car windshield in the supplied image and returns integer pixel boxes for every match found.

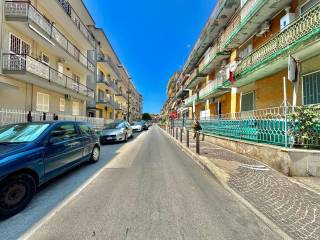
[104,122,124,129]
[0,123,50,143]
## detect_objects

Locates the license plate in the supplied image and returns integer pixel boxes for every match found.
[107,137,113,140]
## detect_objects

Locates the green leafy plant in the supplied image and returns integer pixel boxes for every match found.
[289,105,320,149]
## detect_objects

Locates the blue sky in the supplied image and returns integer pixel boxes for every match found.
[83,0,217,113]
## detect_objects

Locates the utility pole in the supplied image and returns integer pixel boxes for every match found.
[127,89,131,122]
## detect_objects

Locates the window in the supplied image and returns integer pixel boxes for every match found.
[9,34,30,55]
[72,101,80,116]
[79,123,94,136]
[37,92,50,112]
[241,92,255,112]
[60,98,65,112]
[50,124,78,142]
[300,0,318,15]
[303,71,320,105]
[239,43,252,59]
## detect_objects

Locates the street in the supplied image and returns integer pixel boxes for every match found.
[0,126,281,240]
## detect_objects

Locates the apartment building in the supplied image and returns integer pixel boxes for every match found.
[0,0,96,116]
[0,0,142,121]
[165,0,320,120]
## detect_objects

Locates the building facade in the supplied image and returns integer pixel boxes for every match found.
[163,0,320,120]
[0,0,142,121]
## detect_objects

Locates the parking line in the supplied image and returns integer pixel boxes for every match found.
[19,131,147,240]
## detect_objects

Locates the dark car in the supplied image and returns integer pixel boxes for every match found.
[0,121,100,218]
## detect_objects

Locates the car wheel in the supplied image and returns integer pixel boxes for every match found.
[89,146,100,163]
[0,173,36,218]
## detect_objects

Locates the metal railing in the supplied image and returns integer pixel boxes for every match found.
[97,54,122,79]
[0,108,105,130]
[236,3,320,76]
[173,106,320,149]
[56,0,95,46]
[184,94,198,107]
[2,54,94,99]
[4,1,95,72]
[199,76,225,100]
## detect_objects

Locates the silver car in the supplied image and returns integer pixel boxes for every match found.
[100,121,133,144]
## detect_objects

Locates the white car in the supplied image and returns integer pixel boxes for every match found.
[131,122,143,132]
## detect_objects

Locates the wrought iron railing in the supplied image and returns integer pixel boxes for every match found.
[173,106,320,149]
[222,0,265,48]
[56,0,95,46]
[4,1,95,72]
[184,94,198,107]
[2,54,94,98]
[236,3,320,77]
[199,77,224,100]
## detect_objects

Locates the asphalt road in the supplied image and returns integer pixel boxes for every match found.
[1,126,281,240]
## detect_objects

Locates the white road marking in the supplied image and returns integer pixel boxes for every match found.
[19,131,147,240]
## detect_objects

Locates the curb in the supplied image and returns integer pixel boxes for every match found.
[159,127,293,240]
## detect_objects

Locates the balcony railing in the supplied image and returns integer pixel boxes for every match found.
[199,77,225,100]
[236,3,320,77]
[185,68,200,88]
[97,54,122,79]
[184,94,198,107]
[198,42,229,74]
[56,0,95,46]
[97,94,114,107]
[2,54,94,98]
[97,76,119,94]
[4,1,95,73]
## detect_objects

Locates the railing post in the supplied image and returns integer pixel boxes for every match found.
[176,127,178,140]
[180,128,183,143]
[187,129,189,148]
[196,132,200,155]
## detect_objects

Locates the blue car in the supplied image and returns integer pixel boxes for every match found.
[0,121,100,218]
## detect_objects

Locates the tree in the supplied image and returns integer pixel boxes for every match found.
[142,113,152,121]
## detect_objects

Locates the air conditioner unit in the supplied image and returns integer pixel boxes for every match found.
[65,94,72,101]
[41,52,50,65]
[280,12,295,31]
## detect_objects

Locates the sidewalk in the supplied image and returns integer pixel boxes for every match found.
[163,127,320,240]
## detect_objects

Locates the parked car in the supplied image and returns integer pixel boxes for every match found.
[0,121,100,218]
[131,121,143,132]
[100,121,133,144]
[141,121,149,130]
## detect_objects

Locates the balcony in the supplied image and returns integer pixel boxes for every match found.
[199,44,230,75]
[235,3,320,84]
[97,54,122,80]
[38,0,95,48]
[116,91,129,102]
[97,76,119,94]
[184,94,198,107]
[183,0,240,73]
[2,54,94,99]
[222,0,291,49]
[185,68,206,89]
[97,94,114,108]
[4,1,95,74]
[199,76,230,100]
